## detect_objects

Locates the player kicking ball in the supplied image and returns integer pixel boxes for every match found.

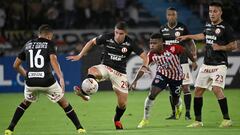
[129,33,196,128]
[67,22,148,130]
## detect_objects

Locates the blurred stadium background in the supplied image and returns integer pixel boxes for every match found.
[0,0,240,134]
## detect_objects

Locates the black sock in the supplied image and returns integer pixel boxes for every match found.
[64,104,83,129]
[194,97,203,122]
[184,93,191,115]
[169,96,175,115]
[8,102,29,131]
[114,106,126,121]
[218,98,230,120]
[87,74,96,80]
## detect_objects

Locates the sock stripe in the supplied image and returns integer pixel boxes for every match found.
[66,109,73,114]
[18,106,25,111]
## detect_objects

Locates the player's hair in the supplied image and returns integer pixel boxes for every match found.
[209,1,223,9]
[150,33,163,40]
[167,7,177,12]
[115,21,128,31]
[38,24,53,35]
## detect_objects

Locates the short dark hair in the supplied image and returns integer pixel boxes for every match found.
[38,24,53,35]
[209,1,223,9]
[150,33,163,40]
[115,21,128,31]
[167,7,177,12]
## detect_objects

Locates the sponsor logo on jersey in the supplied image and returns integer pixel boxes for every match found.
[28,72,45,78]
[121,47,128,53]
[162,28,169,32]
[106,39,114,43]
[175,27,184,31]
[122,42,130,46]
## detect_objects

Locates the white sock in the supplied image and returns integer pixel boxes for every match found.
[143,97,154,120]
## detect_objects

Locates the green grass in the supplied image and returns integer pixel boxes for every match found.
[0,89,240,135]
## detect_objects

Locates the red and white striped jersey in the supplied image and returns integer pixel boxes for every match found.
[148,44,184,80]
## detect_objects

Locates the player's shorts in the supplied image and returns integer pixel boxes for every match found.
[24,82,64,103]
[93,64,128,94]
[194,64,227,90]
[152,72,182,97]
[181,63,193,85]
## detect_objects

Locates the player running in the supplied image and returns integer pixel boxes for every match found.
[129,33,196,128]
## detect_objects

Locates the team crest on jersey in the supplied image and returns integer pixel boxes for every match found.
[175,31,180,37]
[154,79,160,84]
[121,47,128,53]
[215,28,221,35]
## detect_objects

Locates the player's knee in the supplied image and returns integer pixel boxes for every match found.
[194,87,204,97]
[148,93,157,100]
[57,97,69,108]
[23,99,31,108]
[182,85,190,94]
[88,67,100,76]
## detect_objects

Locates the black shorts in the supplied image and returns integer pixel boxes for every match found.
[152,72,183,97]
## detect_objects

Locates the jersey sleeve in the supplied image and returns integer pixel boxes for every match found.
[48,41,57,55]
[224,24,236,43]
[95,34,107,45]
[183,24,190,35]
[17,46,26,61]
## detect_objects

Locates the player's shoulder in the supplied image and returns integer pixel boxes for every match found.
[159,23,168,30]
[219,21,233,29]
[177,22,187,28]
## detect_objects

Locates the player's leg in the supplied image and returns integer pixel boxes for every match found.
[57,97,86,133]
[211,65,231,127]
[74,65,105,100]
[166,92,176,120]
[137,85,163,128]
[114,89,128,129]
[5,99,31,134]
[181,63,194,120]
[169,80,183,120]
[47,82,86,133]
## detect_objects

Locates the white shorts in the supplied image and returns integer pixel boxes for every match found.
[181,63,193,85]
[93,64,128,93]
[194,64,227,90]
[24,82,64,103]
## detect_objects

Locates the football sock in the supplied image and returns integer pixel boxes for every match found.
[87,74,96,80]
[114,106,126,121]
[194,97,203,122]
[184,93,191,114]
[169,96,175,115]
[64,104,83,129]
[8,102,29,131]
[143,96,154,120]
[218,98,230,120]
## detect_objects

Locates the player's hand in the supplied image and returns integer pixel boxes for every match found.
[66,55,81,61]
[191,62,198,71]
[129,81,137,91]
[212,43,223,51]
[59,78,65,93]
[176,35,189,41]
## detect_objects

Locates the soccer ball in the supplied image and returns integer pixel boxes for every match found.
[81,78,99,95]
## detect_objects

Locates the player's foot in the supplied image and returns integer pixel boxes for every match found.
[4,129,13,135]
[137,119,149,128]
[186,121,203,128]
[219,119,232,128]
[175,103,182,120]
[73,86,90,101]
[165,114,176,120]
[77,128,86,133]
[114,121,123,130]
[185,113,191,120]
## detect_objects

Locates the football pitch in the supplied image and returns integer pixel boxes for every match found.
[0,89,239,135]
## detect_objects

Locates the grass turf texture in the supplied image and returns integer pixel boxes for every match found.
[0,89,239,135]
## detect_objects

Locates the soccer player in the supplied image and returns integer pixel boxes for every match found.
[160,7,198,120]
[66,22,148,130]
[4,24,86,135]
[177,2,237,127]
[129,33,196,128]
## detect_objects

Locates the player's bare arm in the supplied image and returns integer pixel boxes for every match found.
[13,58,26,77]
[183,47,198,70]
[185,40,198,70]
[212,41,237,51]
[50,54,65,92]
[66,38,97,61]
[129,54,150,90]
[177,33,205,41]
